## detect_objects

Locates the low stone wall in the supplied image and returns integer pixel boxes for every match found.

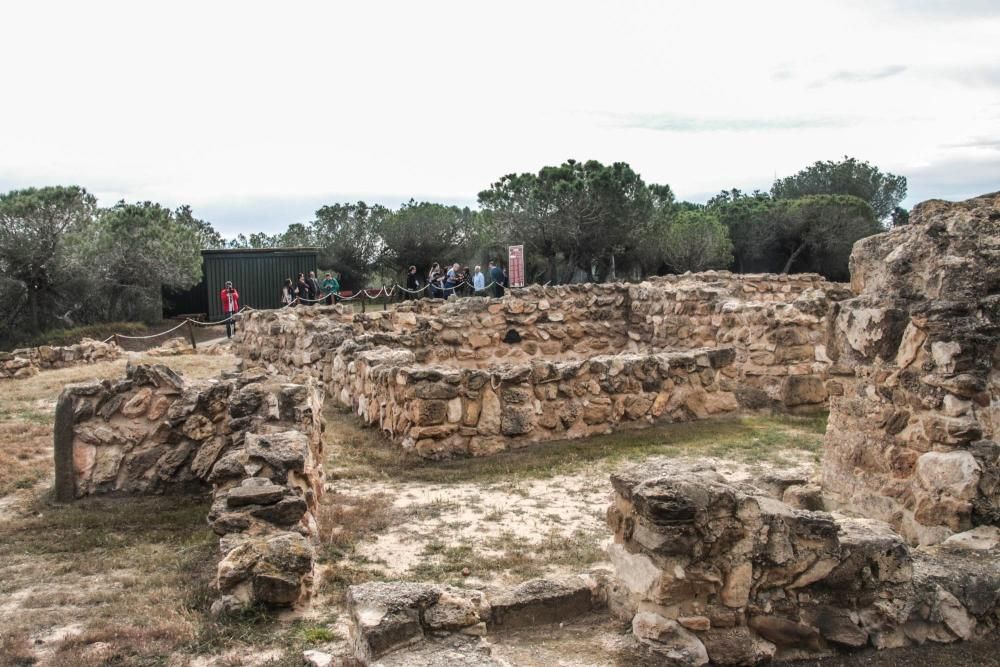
[346,576,605,664]
[236,273,847,458]
[823,192,1000,545]
[337,346,740,459]
[607,459,1000,664]
[54,362,325,609]
[249,274,846,410]
[1,338,121,379]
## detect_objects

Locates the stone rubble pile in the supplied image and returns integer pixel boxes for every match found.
[823,192,1000,545]
[606,459,1000,665]
[55,362,325,609]
[0,337,121,379]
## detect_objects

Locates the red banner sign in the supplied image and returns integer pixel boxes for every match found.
[508,245,525,288]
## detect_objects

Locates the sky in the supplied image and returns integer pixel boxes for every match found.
[1,0,998,237]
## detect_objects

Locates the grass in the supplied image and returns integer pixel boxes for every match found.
[406,528,608,585]
[0,493,217,666]
[5,321,150,350]
[326,407,828,486]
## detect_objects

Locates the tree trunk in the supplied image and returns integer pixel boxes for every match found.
[547,254,558,285]
[609,252,617,282]
[27,288,39,333]
[782,242,807,274]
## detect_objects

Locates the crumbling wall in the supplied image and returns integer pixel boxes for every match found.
[236,273,846,459]
[606,459,1000,664]
[55,363,326,609]
[823,192,1000,545]
[1,338,121,379]
[338,347,740,459]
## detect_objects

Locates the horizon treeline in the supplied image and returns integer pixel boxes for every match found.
[0,156,906,345]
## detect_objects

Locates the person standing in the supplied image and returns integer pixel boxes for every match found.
[308,271,322,306]
[489,261,504,298]
[428,263,443,299]
[322,272,340,305]
[444,263,460,297]
[405,265,422,299]
[281,278,295,307]
[220,280,240,338]
[296,273,310,304]
[473,265,485,295]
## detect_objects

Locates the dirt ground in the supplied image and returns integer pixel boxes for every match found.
[0,349,993,666]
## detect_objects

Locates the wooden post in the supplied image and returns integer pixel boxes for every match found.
[53,391,76,502]
[187,321,197,350]
[361,293,366,314]
[383,287,388,311]
[113,333,120,348]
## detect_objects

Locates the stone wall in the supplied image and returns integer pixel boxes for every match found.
[341,346,740,459]
[236,273,846,458]
[1,338,121,379]
[54,362,326,609]
[606,459,1000,665]
[822,192,1000,545]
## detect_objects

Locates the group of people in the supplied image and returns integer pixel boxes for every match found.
[281,270,340,307]
[406,261,508,299]
[217,259,511,339]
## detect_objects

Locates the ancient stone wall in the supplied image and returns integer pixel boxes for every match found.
[606,459,999,664]
[55,362,326,609]
[236,273,846,458]
[0,338,120,379]
[823,192,1000,545]
[342,346,739,459]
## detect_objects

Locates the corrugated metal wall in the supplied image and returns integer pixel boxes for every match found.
[203,249,319,320]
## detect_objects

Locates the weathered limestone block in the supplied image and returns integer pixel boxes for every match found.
[824,192,1000,545]
[607,458,1000,664]
[347,577,598,664]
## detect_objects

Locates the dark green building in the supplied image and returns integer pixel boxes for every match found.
[166,248,320,321]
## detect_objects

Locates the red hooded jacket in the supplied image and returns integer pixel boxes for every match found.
[220,287,240,314]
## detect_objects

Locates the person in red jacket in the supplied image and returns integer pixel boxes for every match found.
[220,281,240,338]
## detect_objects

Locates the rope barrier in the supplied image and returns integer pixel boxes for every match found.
[96,278,554,344]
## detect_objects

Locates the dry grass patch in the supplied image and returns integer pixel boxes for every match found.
[325,406,827,485]
[0,493,215,665]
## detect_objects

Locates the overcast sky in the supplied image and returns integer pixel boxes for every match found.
[1,0,998,236]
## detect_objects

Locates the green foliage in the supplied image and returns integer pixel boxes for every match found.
[657,209,734,273]
[0,187,219,346]
[891,206,910,227]
[310,202,389,290]
[175,205,224,249]
[379,201,476,279]
[92,201,203,322]
[477,159,656,282]
[764,194,881,279]
[0,186,98,334]
[771,156,907,220]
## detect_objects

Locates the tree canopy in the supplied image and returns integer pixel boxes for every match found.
[0,154,905,346]
[771,156,907,221]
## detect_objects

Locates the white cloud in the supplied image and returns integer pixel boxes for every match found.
[0,0,998,235]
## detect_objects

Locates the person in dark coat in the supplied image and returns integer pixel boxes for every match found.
[405,265,422,299]
[489,261,504,298]
[296,273,310,304]
[307,271,321,306]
